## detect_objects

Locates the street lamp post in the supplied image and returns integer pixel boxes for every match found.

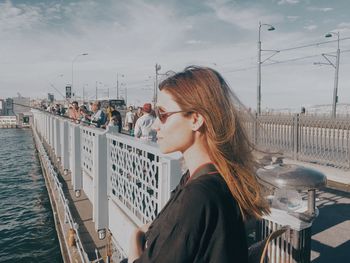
[122,83,127,106]
[325,32,340,118]
[95,81,103,100]
[116,73,125,99]
[83,84,86,102]
[72,53,88,100]
[95,81,98,100]
[257,22,276,115]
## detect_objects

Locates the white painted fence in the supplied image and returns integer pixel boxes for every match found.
[242,113,350,169]
[32,110,183,260]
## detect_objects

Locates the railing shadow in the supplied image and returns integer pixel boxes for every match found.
[311,188,350,263]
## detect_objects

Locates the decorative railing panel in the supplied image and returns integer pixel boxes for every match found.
[108,135,160,225]
[106,132,182,254]
[298,116,350,169]
[241,113,350,169]
[257,114,295,153]
[81,127,95,179]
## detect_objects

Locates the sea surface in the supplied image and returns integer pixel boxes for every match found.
[0,129,63,263]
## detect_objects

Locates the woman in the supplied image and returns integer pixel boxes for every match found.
[127,66,269,262]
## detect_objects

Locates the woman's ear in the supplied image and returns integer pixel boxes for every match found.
[191,112,205,131]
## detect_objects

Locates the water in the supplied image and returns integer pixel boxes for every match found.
[0,129,63,263]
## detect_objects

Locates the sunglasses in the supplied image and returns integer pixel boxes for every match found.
[155,106,191,123]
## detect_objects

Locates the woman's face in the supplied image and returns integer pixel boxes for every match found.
[153,90,194,154]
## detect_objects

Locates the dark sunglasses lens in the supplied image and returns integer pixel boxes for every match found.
[155,108,166,123]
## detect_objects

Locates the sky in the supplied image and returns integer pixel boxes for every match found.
[0,0,350,111]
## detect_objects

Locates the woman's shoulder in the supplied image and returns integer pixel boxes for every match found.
[182,173,239,211]
[186,172,229,193]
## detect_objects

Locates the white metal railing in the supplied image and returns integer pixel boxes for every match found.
[106,132,182,255]
[33,122,90,263]
[241,113,350,169]
[32,109,183,258]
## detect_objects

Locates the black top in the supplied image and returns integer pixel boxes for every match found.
[134,163,248,263]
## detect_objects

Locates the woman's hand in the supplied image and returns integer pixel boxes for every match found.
[128,222,152,262]
[139,222,151,233]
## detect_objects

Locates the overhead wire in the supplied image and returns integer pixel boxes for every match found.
[222,45,350,74]
[276,37,350,52]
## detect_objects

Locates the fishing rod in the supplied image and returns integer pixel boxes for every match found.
[49,83,68,102]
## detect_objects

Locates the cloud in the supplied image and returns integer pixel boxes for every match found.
[207,0,283,30]
[304,25,317,31]
[337,22,350,28]
[0,0,349,108]
[324,22,350,35]
[186,40,203,45]
[0,1,44,33]
[287,15,299,22]
[277,0,300,5]
[307,7,333,12]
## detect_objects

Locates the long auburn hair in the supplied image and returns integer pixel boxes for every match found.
[159,66,269,220]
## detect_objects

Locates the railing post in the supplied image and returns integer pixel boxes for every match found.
[50,116,54,147]
[61,120,70,170]
[46,115,49,141]
[44,115,47,141]
[293,114,300,160]
[254,113,259,146]
[48,116,51,144]
[53,118,58,155]
[93,132,108,231]
[70,125,82,191]
[158,156,182,208]
[54,118,62,159]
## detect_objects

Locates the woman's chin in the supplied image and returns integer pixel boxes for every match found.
[158,143,174,154]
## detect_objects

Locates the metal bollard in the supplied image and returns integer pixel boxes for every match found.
[256,162,326,263]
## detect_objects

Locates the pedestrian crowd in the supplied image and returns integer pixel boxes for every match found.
[42,100,157,141]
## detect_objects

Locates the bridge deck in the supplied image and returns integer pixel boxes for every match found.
[44,140,110,262]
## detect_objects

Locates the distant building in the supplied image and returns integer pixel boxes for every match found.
[12,95,30,115]
[48,93,54,103]
[5,98,15,116]
[0,99,4,115]
[0,115,17,128]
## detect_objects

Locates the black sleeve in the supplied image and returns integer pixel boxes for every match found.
[134,184,207,263]
[134,177,247,263]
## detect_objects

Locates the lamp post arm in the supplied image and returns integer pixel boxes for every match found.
[261,50,280,64]
[71,53,88,99]
[71,54,81,87]
[322,54,336,68]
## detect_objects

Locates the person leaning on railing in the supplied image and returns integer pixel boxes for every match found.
[125,66,270,263]
[134,103,156,141]
[85,101,107,128]
[78,105,91,126]
[69,101,81,123]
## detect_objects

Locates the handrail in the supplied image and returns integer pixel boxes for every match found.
[33,127,90,263]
